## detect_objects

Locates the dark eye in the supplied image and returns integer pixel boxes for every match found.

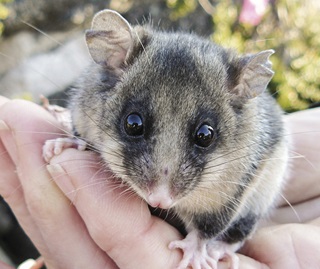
[195,124,215,147]
[125,113,144,136]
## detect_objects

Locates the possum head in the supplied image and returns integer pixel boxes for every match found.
[72,10,275,213]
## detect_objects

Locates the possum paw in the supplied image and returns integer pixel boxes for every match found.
[43,137,87,162]
[169,230,239,269]
[41,95,73,131]
[41,96,86,162]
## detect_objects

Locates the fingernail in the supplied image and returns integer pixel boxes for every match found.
[46,163,65,177]
[46,163,75,196]
[0,120,9,131]
[17,259,37,269]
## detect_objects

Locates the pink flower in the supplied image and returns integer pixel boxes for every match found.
[239,0,270,26]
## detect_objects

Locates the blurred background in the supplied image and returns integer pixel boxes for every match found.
[0,0,319,267]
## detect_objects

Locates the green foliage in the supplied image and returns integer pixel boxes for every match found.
[167,0,320,112]
[0,0,12,36]
[166,0,197,20]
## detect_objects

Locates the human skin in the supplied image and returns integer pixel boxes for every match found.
[0,95,319,269]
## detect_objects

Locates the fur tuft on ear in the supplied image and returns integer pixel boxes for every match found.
[231,50,275,99]
[85,9,133,69]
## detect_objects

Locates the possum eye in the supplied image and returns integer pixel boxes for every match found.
[195,124,215,147]
[125,113,144,136]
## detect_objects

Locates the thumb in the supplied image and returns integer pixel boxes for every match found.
[47,148,183,269]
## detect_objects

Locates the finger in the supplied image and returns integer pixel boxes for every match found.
[48,148,183,269]
[0,261,14,269]
[0,129,22,202]
[0,99,117,269]
[309,216,320,225]
[241,223,320,268]
[0,97,17,196]
[281,108,320,205]
[271,196,320,224]
[237,255,269,269]
[0,131,38,264]
[0,101,47,257]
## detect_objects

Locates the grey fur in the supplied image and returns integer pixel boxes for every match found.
[70,9,288,257]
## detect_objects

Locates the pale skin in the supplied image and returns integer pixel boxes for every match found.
[0,95,319,269]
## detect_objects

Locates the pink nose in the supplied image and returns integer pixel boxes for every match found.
[147,186,174,209]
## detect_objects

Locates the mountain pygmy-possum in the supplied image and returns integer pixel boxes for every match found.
[43,9,288,269]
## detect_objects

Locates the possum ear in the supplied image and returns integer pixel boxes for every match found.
[231,50,274,99]
[85,9,133,69]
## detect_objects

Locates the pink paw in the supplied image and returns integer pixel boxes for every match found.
[43,137,87,162]
[169,231,239,269]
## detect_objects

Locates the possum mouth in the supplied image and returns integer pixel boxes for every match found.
[148,205,187,236]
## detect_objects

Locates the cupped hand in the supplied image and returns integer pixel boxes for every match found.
[1,96,320,269]
[237,107,320,269]
[0,96,182,269]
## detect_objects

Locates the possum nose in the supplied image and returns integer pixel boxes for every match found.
[148,194,173,209]
[147,185,174,209]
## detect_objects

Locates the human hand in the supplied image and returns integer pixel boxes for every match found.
[237,107,320,269]
[272,109,320,223]
[0,96,182,269]
[1,96,319,269]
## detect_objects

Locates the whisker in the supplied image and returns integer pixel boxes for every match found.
[287,149,317,171]
[20,20,63,46]
[278,193,301,222]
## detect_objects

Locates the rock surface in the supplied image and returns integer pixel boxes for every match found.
[0,0,212,102]
[0,30,90,102]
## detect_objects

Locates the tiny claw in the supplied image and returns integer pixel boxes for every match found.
[43,138,87,162]
[169,240,183,250]
[169,231,240,269]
